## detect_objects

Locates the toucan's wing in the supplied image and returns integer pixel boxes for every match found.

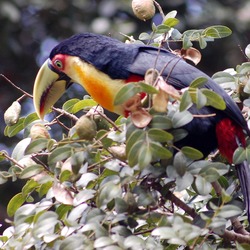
[129,46,249,133]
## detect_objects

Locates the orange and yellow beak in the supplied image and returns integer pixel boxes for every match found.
[33,59,70,119]
[33,56,126,119]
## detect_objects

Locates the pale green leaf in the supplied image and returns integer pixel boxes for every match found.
[25,138,48,154]
[203,25,232,38]
[5,117,25,137]
[7,193,26,217]
[172,110,193,128]
[148,128,173,142]
[201,89,226,110]
[23,113,39,127]
[48,146,72,165]
[114,83,141,105]
[62,98,80,112]
[189,77,208,88]
[181,146,203,160]
[179,90,192,112]
[19,164,44,179]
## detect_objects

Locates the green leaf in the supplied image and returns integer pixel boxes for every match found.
[176,172,194,191]
[97,130,113,148]
[126,129,145,155]
[139,32,151,40]
[195,176,212,195]
[5,117,25,137]
[233,147,246,164]
[182,34,193,49]
[22,179,39,196]
[138,82,158,94]
[198,36,207,49]
[0,151,7,162]
[221,189,232,203]
[190,77,208,88]
[114,83,141,105]
[23,113,39,127]
[62,98,80,112]
[218,204,242,218]
[164,10,177,19]
[237,62,250,75]
[39,181,53,197]
[33,211,58,238]
[48,146,72,165]
[124,236,145,249]
[59,170,72,182]
[25,138,49,154]
[209,217,227,234]
[7,193,26,217]
[97,182,122,209]
[94,236,114,248]
[201,89,226,110]
[72,99,97,113]
[203,25,232,38]
[179,90,192,112]
[173,152,187,177]
[152,227,176,239]
[171,29,182,40]
[188,88,207,109]
[11,138,31,161]
[212,72,236,87]
[172,129,188,142]
[0,172,8,184]
[172,110,193,128]
[150,142,172,159]
[163,17,179,27]
[74,190,96,206]
[183,29,201,40]
[155,24,171,34]
[20,164,44,179]
[181,146,203,160]
[127,140,143,167]
[56,204,73,220]
[149,115,173,129]
[138,143,152,169]
[148,128,173,142]
[199,167,220,182]
[71,151,85,175]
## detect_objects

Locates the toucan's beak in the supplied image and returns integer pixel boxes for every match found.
[33,59,69,119]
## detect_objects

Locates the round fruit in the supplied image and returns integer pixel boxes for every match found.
[132,0,155,21]
[75,115,97,140]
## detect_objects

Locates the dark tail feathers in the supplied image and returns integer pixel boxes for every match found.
[236,161,250,222]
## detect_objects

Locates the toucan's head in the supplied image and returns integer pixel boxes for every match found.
[33,33,137,119]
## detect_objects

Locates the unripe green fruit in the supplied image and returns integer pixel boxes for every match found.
[30,123,50,139]
[75,115,97,140]
[132,0,155,21]
[94,116,110,131]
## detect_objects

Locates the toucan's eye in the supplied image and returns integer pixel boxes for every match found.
[54,59,63,69]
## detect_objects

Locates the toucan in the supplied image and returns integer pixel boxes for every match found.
[33,33,250,223]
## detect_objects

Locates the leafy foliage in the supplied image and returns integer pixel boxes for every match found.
[1,3,250,250]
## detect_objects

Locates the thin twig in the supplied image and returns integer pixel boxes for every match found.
[1,74,33,98]
[2,152,24,170]
[153,0,165,19]
[165,191,197,218]
[52,107,78,122]
[212,181,250,236]
[193,113,216,118]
